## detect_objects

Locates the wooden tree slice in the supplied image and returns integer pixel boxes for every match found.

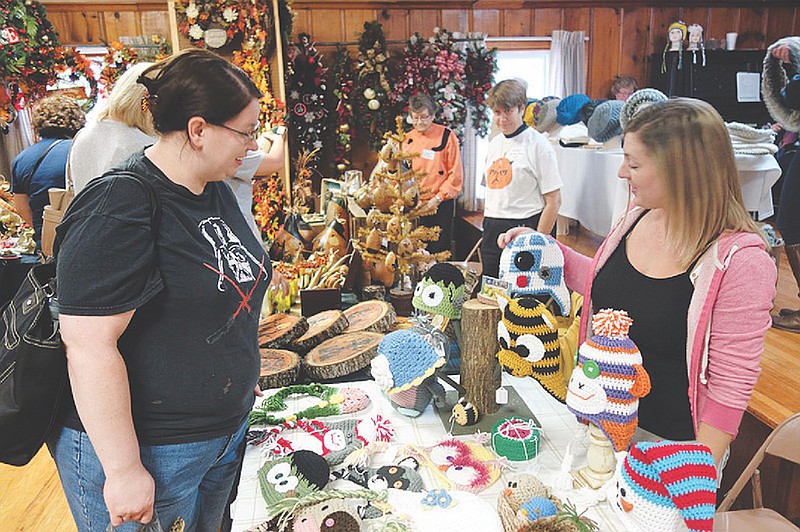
[258,348,301,390]
[258,313,309,348]
[303,331,384,381]
[343,300,397,333]
[291,309,349,351]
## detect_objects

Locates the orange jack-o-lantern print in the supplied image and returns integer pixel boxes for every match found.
[487,157,513,189]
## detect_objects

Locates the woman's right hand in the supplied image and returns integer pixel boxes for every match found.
[772,45,791,63]
[497,226,536,249]
[104,463,155,526]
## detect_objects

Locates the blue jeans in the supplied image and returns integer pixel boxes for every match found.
[47,422,247,532]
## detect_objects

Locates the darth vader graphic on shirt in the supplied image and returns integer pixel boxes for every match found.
[199,216,266,291]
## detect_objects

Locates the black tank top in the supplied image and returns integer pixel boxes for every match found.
[591,212,696,440]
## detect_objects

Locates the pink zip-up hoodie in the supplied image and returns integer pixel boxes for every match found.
[558,207,776,437]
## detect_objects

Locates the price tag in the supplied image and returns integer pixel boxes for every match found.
[496,387,509,405]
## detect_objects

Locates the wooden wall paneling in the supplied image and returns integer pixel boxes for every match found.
[501,8,533,37]
[619,7,650,91]
[291,10,312,36]
[532,8,562,37]
[588,7,621,99]
[380,9,410,40]
[343,9,376,42]
[308,10,343,43]
[473,9,501,36]
[679,7,709,32]
[102,11,140,42]
[706,8,740,43]
[765,7,797,45]
[737,8,767,49]
[140,11,170,41]
[46,11,71,44]
[408,9,441,37]
[563,7,590,33]
[442,9,469,34]
[70,11,103,44]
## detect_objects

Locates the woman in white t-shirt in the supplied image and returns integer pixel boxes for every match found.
[481,79,563,278]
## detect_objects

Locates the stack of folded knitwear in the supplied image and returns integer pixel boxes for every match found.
[726,122,778,155]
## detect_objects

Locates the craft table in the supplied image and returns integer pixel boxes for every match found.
[554,144,782,237]
[231,376,627,531]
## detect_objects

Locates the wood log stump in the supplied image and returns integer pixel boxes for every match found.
[343,300,396,333]
[290,309,348,352]
[303,331,384,381]
[258,348,300,390]
[258,313,309,348]
[461,298,501,415]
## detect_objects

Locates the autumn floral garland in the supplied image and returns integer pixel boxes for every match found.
[353,21,396,150]
[99,41,138,95]
[54,46,98,111]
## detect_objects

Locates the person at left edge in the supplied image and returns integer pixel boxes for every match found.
[49,49,275,532]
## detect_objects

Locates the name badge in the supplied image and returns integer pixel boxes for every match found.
[421,149,435,160]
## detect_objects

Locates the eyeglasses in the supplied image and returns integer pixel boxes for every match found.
[410,114,433,123]
[213,123,259,142]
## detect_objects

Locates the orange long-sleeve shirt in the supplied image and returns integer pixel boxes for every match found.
[402,123,464,201]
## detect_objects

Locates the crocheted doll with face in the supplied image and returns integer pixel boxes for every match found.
[371,329,446,417]
[499,232,570,317]
[496,295,567,403]
[608,440,717,532]
[566,309,651,452]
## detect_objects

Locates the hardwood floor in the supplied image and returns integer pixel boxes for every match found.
[1,224,798,530]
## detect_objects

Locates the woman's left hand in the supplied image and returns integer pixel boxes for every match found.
[497,226,535,249]
[269,270,290,298]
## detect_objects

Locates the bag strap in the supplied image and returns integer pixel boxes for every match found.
[18,139,67,193]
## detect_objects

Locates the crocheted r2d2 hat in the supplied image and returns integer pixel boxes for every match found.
[566,309,651,452]
[413,262,466,319]
[557,94,591,125]
[588,100,625,143]
[498,231,570,316]
[609,440,717,532]
[620,88,668,129]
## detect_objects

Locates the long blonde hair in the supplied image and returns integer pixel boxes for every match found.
[623,98,763,268]
[97,62,155,136]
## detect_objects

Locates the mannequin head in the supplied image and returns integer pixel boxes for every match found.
[667,21,687,51]
[687,24,703,51]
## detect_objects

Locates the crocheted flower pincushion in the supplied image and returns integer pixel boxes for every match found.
[371,330,446,417]
[412,262,466,319]
[608,440,717,532]
[566,309,651,452]
[496,295,567,403]
[499,231,570,316]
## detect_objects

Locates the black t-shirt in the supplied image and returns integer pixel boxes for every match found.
[55,151,271,445]
[591,215,695,441]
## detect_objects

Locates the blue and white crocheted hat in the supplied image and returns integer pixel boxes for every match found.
[371,330,445,393]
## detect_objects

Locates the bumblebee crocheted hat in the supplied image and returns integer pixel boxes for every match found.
[412,262,466,319]
[566,309,651,452]
[557,94,591,125]
[587,100,625,143]
[609,440,717,532]
[620,88,668,129]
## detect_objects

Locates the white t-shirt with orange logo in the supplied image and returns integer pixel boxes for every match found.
[483,126,562,219]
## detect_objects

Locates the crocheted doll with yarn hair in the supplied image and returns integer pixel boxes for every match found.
[566,309,651,452]
[499,231,570,317]
[496,295,570,403]
[608,440,717,532]
[371,329,447,417]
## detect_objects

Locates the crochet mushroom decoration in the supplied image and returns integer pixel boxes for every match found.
[566,309,651,452]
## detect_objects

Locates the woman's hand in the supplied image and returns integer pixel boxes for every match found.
[772,45,791,63]
[269,269,290,298]
[104,463,155,526]
[497,226,536,250]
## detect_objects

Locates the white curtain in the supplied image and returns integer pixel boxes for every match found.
[547,30,586,97]
[458,106,481,213]
[0,108,34,180]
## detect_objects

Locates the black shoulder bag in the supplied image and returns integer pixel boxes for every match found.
[0,171,161,466]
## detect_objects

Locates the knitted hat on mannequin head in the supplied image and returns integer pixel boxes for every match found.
[535,97,561,133]
[608,440,717,532]
[587,100,625,143]
[557,94,591,125]
[413,262,466,319]
[620,88,668,129]
[566,309,651,452]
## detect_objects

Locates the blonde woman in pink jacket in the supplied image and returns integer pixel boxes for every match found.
[500,98,776,467]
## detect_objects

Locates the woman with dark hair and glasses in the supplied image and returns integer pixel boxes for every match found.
[49,49,276,531]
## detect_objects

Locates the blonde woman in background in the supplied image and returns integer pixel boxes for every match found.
[70,62,157,193]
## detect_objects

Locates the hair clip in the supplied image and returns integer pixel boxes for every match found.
[141,90,157,113]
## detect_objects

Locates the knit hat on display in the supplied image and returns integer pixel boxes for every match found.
[566,309,651,452]
[258,450,330,514]
[412,263,466,319]
[499,231,570,316]
[609,440,717,532]
[620,88,668,129]
[557,94,591,125]
[579,98,608,125]
[523,98,542,128]
[535,98,561,133]
[587,100,625,143]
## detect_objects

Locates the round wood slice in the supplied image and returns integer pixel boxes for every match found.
[258,348,301,390]
[258,313,309,348]
[343,300,397,333]
[291,309,349,351]
[303,331,384,381]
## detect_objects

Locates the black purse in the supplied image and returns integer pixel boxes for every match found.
[0,171,161,466]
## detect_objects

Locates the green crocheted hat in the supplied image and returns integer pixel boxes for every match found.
[412,263,466,319]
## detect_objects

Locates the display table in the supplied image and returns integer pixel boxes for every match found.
[231,376,627,531]
[555,144,782,236]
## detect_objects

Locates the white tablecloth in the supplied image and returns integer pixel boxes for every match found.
[231,376,627,531]
[555,144,782,236]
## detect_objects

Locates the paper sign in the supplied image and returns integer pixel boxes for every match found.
[736,72,761,103]
[477,275,511,306]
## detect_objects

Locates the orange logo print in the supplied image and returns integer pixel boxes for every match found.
[487,157,512,189]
